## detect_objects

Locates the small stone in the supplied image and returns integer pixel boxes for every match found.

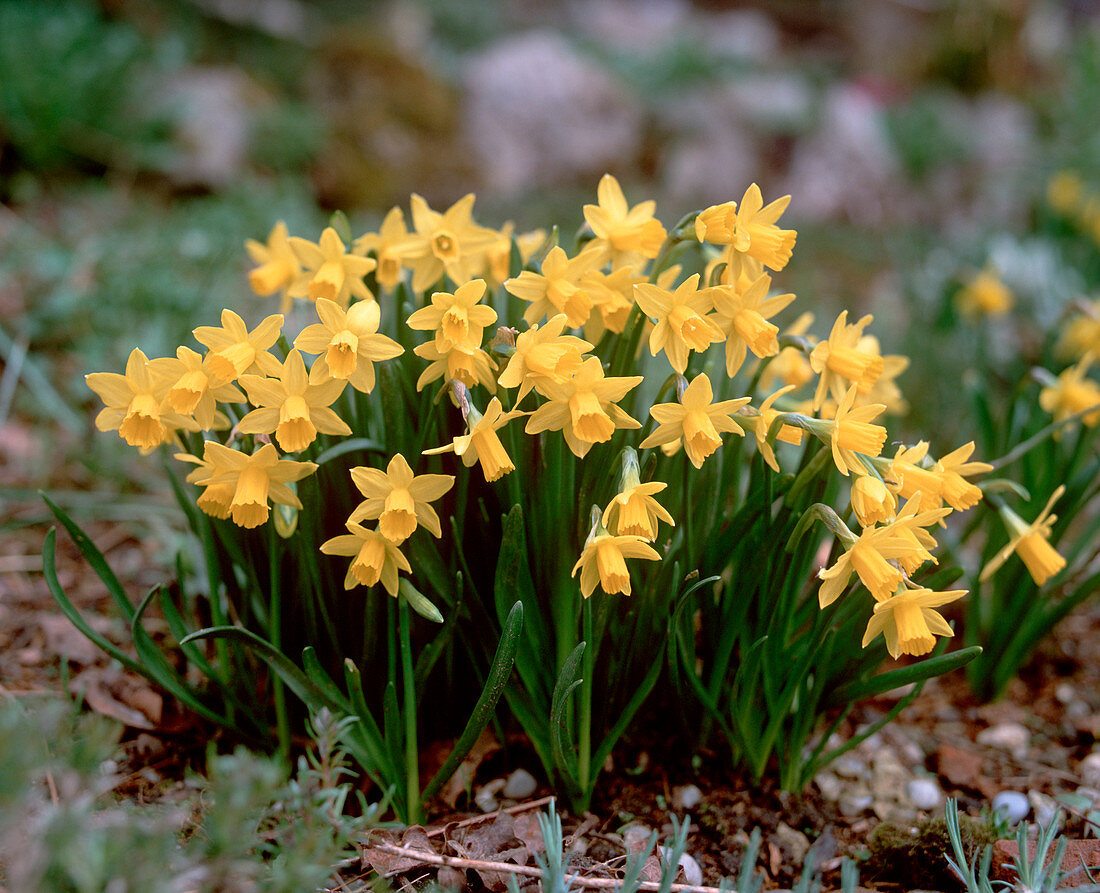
[622,823,654,855]
[839,792,874,817]
[502,768,538,800]
[834,756,867,779]
[1055,682,1078,704]
[1079,752,1100,789]
[672,784,703,811]
[814,771,842,802]
[774,822,811,864]
[906,778,942,810]
[1028,791,1059,828]
[992,790,1030,825]
[474,778,505,813]
[977,722,1031,759]
[659,848,703,886]
[937,744,986,790]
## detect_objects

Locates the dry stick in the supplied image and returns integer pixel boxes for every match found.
[423,795,557,838]
[363,841,727,892]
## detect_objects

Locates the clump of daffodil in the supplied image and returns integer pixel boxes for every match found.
[1038,354,1100,427]
[956,268,1013,318]
[497,314,592,403]
[704,271,795,376]
[245,221,303,313]
[581,266,641,343]
[809,311,884,411]
[424,390,526,482]
[397,194,500,292]
[759,311,816,392]
[934,442,992,512]
[506,244,604,328]
[885,440,990,516]
[175,451,235,520]
[320,522,410,595]
[193,310,284,383]
[572,507,661,598]
[293,298,404,393]
[695,183,796,280]
[980,486,1067,586]
[601,448,674,542]
[863,583,967,658]
[353,206,408,292]
[85,348,200,452]
[288,227,376,307]
[236,350,351,453]
[524,356,642,458]
[640,373,749,469]
[347,453,454,545]
[582,173,667,268]
[407,279,498,352]
[634,273,724,374]
[196,442,316,529]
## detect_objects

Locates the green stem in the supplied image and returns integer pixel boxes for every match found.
[578,596,595,803]
[399,601,422,823]
[267,527,290,760]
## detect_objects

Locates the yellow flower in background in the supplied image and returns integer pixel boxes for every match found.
[321,522,410,595]
[744,385,804,473]
[862,585,966,658]
[85,348,199,452]
[497,314,592,402]
[525,356,642,458]
[881,494,950,575]
[956,269,1013,318]
[640,373,749,469]
[809,311,883,411]
[507,244,604,327]
[245,221,303,313]
[887,441,944,513]
[354,206,409,291]
[398,194,500,292]
[288,227,376,307]
[634,274,723,374]
[424,396,526,482]
[413,341,498,392]
[237,350,351,453]
[162,346,243,431]
[759,311,815,392]
[583,173,667,268]
[483,222,546,287]
[821,384,888,477]
[980,486,1067,586]
[934,441,992,512]
[581,265,642,343]
[696,184,796,278]
[406,279,498,352]
[572,530,660,597]
[705,271,796,377]
[1039,354,1100,428]
[857,334,909,415]
[603,482,675,542]
[193,309,284,382]
[348,453,454,544]
[1058,298,1100,360]
[294,298,403,394]
[199,442,316,529]
[1047,170,1083,215]
[850,474,897,527]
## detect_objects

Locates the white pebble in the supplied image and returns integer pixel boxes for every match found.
[1079,752,1100,789]
[833,756,867,779]
[992,790,1030,825]
[474,778,505,812]
[503,768,538,799]
[906,778,942,810]
[1028,791,1059,829]
[673,784,703,811]
[660,848,702,886]
[977,722,1030,758]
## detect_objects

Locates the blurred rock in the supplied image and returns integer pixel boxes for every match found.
[699,9,781,63]
[1080,751,1100,789]
[906,777,942,811]
[977,722,1031,759]
[672,783,702,811]
[1028,790,1058,828]
[936,744,985,790]
[462,31,643,196]
[570,0,689,51]
[773,822,811,864]
[659,847,702,886]
[992,790,1030,825]
[502,768,537,799]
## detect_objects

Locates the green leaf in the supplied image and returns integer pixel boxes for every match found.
[312,437,385,467]
[422,601,524,804]
[826,646,982,707]
[550,642,586,782]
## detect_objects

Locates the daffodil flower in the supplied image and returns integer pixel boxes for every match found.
[245,221,303,313]
[980,486,1067,586]
[862,584,966,658]
[347,453,454,544]
[397,194,500,292]
[321,522,411,595]
[406,279,498,353]
[582,173,666,268]
[640,373,749,469]
[294,298,403,394]
[424,396,526,482]
[809,311,884,412]
[634,274,724,374]
[197,442,316,529]
[288,227,376,308]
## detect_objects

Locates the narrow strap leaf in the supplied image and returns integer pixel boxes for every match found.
[550,642,586,782]
[826,645,982,707]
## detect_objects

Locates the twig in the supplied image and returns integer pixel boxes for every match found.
[363,840,726,892]
[423,795,556,838]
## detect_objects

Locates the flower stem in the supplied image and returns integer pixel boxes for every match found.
[398,600,422,823]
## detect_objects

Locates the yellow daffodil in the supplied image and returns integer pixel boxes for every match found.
[818,520,921,607]
[483,222,546,288]
[696,184,796,278]
[424,396,526,482]
[640,373,749,469]
[980,486,1067,585]
[634,273,724,374]
[1058,299,1100,360]
[1039,354,1100,427]
[321,522,411,595]
[881,494,950,575]
[237,350,351,453]
[602,482,674,541]
[759,311,815,392]
[288,227,376,307]
[397,194,499,292]
[581,266,640,343]
[850,475,897,527]
[705,271,796,377]
[347,453,454,544]
[934,441,991,512]
[175,451,235,520]
[294,298,403,393]
[198,442,316,529]
[406,279,498,352]
[583,173,666,268]
[85,348,199,452]
[809,311,884,411]
[497,314,592,402]
[887,441,944,513]
[193,310,284,383]
[413,341,497,393]
[506,244,604,327]
[957,269,1013,317]
[525,356,642,458]
[813,384,887,477]
[572,523,660,598]
[245,221,303,313]
[742,385,804,472]
[1047,170,1083,215]
[160,346,243,431]
[354,206,409,291]
[858,334,910,415]
[862,584,966,658]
